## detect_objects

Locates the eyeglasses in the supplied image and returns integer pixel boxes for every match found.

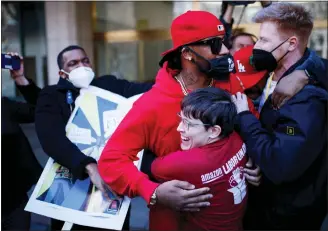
[185,37,225,55]
[177,112,211,130]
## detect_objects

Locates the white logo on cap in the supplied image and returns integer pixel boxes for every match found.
[228,58,234,72]
[217,25,224,32]
[237,60,246,73]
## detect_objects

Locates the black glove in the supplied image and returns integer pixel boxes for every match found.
[221,1,228,16]
[228,1,256,6]
[221,0,255,15]
[261,1,272,8]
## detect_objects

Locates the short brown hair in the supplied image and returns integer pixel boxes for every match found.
[253,3,313,46]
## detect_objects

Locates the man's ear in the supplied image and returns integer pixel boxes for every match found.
[181,47,193,61]
[209,125,222,139]
[288,36,298,52]
[59,70,67,79]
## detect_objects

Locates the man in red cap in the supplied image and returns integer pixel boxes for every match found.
[231,45,268,103]
[98,10,260,230]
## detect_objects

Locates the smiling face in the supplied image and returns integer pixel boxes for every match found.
[177,111,218,150]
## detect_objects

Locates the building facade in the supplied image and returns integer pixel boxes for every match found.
[1,1,327,98]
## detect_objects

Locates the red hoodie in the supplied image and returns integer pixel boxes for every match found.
[98,64,257,228]
[151,132,248,231]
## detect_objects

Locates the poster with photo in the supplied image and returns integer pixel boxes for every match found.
[25,86,144,230]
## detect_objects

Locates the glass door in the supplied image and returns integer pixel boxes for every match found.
[92,1,196,82]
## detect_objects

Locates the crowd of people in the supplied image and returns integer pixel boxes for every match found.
[2,1,328,231]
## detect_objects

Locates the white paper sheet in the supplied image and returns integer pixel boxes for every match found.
[25,86,144,230]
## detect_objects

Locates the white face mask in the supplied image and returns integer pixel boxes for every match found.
[61,66,95,89]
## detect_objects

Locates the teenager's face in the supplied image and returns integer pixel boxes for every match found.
[177,111,212,150]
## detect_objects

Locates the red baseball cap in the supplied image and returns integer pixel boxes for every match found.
[161,11,225,57]
[231,45,267,90]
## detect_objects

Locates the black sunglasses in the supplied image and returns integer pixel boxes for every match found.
[185,37,226,55]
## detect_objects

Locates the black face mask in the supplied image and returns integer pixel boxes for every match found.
[186,47,235,80]
[251,38,290,72]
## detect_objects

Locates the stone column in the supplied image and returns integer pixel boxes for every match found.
[45,1,94,85]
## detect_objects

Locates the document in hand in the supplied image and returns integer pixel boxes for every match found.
[25,86,144,230]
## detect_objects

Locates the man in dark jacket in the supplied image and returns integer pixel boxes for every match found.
[2,98,41,230]
[35,45,154,230]
[1,53,43,230]
[232,3,327,230]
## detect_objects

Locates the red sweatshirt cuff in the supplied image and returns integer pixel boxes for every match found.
[137,178,159,204]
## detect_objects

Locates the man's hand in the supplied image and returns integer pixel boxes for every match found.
[86,163,118,200]
[243,158,261,187]
[156,180,213,212]
[272,70,308,109]
[6,52,29,86]
[231,92,249,113]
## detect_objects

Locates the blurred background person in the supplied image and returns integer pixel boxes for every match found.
[1,53,43,230]
[229,32,257,55]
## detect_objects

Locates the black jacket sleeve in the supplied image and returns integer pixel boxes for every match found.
[297,50,328,90]
[35,87,96,180]
[92,75,153,98]
[320,58,328,86]
[16,78,41,105]
[234,87,327,185]
[3,97,35,123]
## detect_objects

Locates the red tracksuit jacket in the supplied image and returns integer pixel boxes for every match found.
[98,63,257,230]
[151,132,248,231]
